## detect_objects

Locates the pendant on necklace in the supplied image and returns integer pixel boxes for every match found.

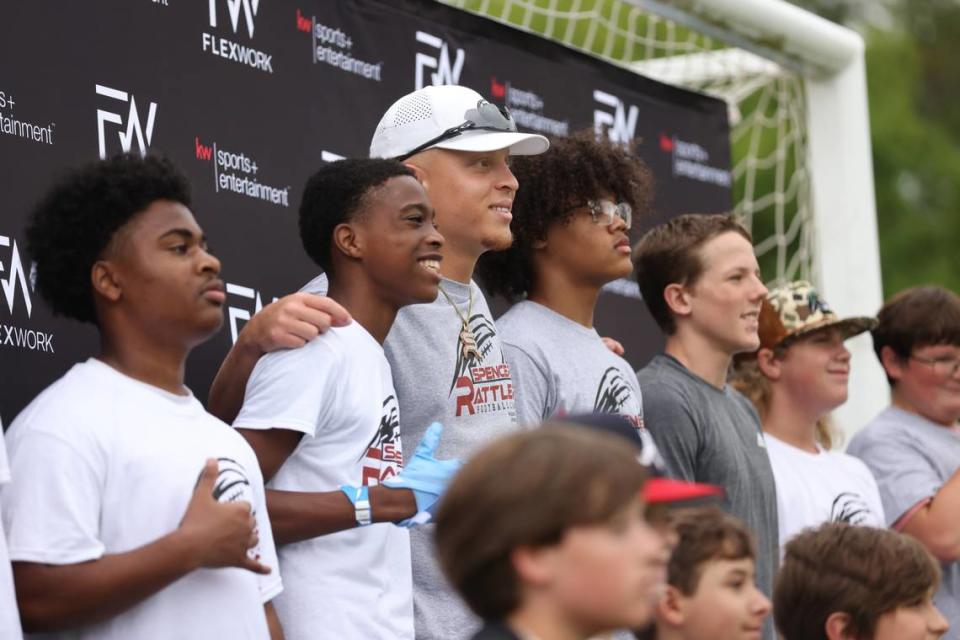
[459,323,481,361]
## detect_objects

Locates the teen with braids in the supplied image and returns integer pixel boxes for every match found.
[3,154,282,638]
[476,129,653,427]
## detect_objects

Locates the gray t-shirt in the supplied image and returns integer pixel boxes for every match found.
[385,278,519,640]
[848,406,960,639]
[497,301,643,427]
[301,274,518,639]
[637,354,778,640]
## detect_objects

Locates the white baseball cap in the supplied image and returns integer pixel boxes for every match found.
[369,85,550,160]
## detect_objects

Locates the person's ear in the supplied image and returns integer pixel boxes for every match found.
[756,347,782,380]
[657,584,686,627]
[91,260,123,303]
[404,162,429,190]
[510,545,554,589]
[663,283,692,318]
[824,612,856,640]
[880,345,906,383]
[333,223,363,261]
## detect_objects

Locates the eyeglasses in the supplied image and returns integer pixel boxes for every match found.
[910,354,960,377]
[398,100,517,161]
[581,199,633,229]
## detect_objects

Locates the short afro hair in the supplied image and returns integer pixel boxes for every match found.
[476,129,653,301]
[25,153,191,325]
[299,158,414,276]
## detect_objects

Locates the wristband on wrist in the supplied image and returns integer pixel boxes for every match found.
[340,484,372,527]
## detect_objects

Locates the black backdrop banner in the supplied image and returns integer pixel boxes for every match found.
[0,0,732,421]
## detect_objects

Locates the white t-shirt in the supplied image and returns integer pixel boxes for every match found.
[0,417,23,640]
[234,321,414,640]
[765,433,885,549]
[2,359,281,639]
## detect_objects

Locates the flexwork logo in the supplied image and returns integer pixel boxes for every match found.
[202,0,274,73]
[194,136,290,207]
[659,132,731,187]
[295,9,382,81]
[414,31,464,89]
[593,90,638,146]
[225,282,278,344]
[96,85,157,158]
[0,89,55,146]
[0,233,54,354]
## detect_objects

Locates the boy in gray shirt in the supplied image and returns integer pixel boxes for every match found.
[477,131,652,428]
[633,214,778,640]
[848,286,960,639]
[209,85,549,639]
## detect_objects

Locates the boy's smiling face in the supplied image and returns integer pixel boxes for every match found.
[347,174,444,307]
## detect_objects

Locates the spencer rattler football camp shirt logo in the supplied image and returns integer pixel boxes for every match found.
[449,315,514,418]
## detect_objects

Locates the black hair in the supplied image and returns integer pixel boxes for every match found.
[299,158,415,275]
[25,153,192,325]
[476,129,653,301]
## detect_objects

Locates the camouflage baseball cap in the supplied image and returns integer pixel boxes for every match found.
[758,280,877,350]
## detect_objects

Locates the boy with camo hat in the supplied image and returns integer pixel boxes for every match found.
[731,280,884,550]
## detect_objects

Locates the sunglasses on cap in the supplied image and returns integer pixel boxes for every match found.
[397,100,517,161]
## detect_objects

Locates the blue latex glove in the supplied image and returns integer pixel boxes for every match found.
[383,422,461,526]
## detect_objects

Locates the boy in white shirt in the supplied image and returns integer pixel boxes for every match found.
[3,154,282,638]
[233,158,460,640]
[730,281,884,548]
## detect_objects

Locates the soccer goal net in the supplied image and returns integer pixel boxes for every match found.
[441,0,886,439]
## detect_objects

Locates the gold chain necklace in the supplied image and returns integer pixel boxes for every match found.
[438,284,480,361]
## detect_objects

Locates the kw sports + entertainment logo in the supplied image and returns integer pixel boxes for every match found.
[194,137,290,207]
[295,9,382,81]
[489,76,568,137]
[225,282,278,345]
[96,84,157,158]
[593,90,638,146]
[0,233,54,354]
[202,0,274,73]
[658,132,731,187]
[0,89,55,146]
[415,31,464,89]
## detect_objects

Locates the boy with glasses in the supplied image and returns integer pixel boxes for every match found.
[848,286,960,639]
[476,130,653,427]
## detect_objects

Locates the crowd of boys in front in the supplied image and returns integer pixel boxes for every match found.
[0,83,957,640]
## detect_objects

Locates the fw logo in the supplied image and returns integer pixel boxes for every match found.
[226,283,277,344]
[593,90,638,146]
[0,235,32,318]
[415,31,464,90]
[209,0,259,38]
[96,85,157,158]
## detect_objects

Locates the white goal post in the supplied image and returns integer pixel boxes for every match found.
[442,0,888,442]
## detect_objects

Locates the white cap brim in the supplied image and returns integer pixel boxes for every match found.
[431,130,549,156]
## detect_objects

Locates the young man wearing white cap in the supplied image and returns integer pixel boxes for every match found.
[208,85,549,639]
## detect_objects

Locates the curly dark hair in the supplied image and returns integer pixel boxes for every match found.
[299,158,414,276]
[25,153,191,325]
[476,129,653,301]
